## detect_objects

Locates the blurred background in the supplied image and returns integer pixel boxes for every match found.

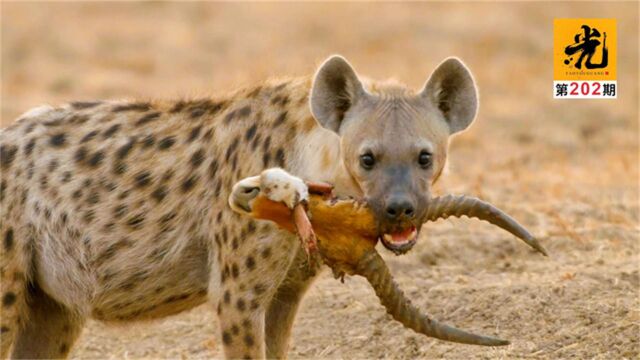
[2,2,638,358]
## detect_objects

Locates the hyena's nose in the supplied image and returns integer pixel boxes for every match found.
[385,197,415,221]
[229,176,261,213]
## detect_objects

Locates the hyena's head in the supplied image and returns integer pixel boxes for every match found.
[310,55,478,254]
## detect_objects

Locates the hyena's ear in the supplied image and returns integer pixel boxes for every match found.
[421,58,478,134]
[310,55,367,133]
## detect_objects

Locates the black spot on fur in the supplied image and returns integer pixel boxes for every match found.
[271,95,290,107]
[225,138,240,162]
[3,292,16,307]
[151,186,167,203]
[116,138,136,159]
[273,111,288,127]
[86,191,100,205]
[113,102,151,112]
[222,331,232,345]
[113,204,127,219]
[49,133,67,147]
[127,214,145,229]
[48,159,59,172]
[61,171,72,183]
[103,123,122,138]
[232,263,239,278]
[68,114,90,125]
[261,247,271,259]
[4,228,14,251]
[275,148,286,167]
[262,152,271,168]
[190,149,205,168]
[245,256,256,271]
[158,136,175,150]
[238,105,252,118]
[181,175,198,192]
[81,130,100,143]
[24,123,36,134]
[74,147,88,163]
[0,326,9,333]
[135,112,161,126]
[0,181,6,202]
[203,128,214,142]
[224,290,231,304]
[187,126,202,142]
[262,136,271,153]
[245,124,258,142]
[88,151,105,167]
[0,145,18,168]
[83,209,95,224]
[72,189,83,199]
[71,101,102,109]
[224,105,252,124]
[190,108,206,119]
[134,171,152,188]
[251,134,261,151]
[244,334,255,347]
[170,101,186,113]
[142,135,156,148]
[208,160,219,179]
[236,298,246,311]
[254,284,266,295]
[247,86,262,98]
[113,161,127,175]
[59,343,69,354]
[24,139,36,156]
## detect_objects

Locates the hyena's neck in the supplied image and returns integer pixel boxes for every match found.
[290,125,362,198]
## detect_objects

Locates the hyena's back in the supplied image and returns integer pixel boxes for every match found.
[0,77,313,322]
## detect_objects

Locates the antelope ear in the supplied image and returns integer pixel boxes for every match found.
[421,58,478,134]
[310,55,367,134]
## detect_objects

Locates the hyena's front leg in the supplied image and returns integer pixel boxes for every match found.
[214,227,300,359]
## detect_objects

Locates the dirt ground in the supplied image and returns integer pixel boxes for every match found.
[1,2,639,359]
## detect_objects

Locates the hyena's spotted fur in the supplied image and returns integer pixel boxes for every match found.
[0,76,350,358]
[0,55,478,359]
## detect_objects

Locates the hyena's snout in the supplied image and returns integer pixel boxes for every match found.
[383,194,416,222]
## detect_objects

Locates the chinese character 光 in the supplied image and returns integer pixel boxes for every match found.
[564,25,609,70]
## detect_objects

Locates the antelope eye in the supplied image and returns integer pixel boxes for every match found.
[360,153,375,170]
[418,151,432,169]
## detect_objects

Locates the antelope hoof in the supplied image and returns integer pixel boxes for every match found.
[229,168,309,214]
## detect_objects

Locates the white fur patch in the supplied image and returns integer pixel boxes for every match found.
[18,105,54,119]
[259,168,308,209]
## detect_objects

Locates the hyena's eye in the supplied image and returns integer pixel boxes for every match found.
[360,153,376,170]
[418,151,432,169]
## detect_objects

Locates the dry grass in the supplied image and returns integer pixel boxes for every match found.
[1,2,639,359]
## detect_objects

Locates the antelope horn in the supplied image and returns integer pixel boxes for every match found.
[423,195,547,256]
[356,249,510,346]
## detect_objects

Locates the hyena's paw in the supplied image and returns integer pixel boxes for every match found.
[229,168,308,214]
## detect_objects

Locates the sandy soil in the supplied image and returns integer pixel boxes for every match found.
[1,2,638,359]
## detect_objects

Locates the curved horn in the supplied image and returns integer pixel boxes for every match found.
[423,195,547,256]
[356,249,510,346]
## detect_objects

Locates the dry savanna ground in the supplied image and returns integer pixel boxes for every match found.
[1,2,639,359]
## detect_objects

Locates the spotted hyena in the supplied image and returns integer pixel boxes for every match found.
[0,55,478,359]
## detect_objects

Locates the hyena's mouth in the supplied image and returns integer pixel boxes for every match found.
[379,226,418,255]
